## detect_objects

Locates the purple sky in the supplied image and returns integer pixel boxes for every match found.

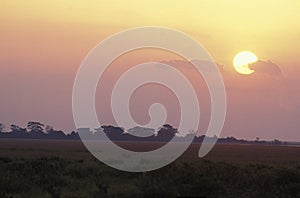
[1,50,300,141]
[1,3,300,141]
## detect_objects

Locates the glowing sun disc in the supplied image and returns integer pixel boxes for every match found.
[233,51,257,75]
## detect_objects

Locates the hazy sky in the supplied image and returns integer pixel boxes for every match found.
[1,1,300,140]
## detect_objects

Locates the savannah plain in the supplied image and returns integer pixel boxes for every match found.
[1,139,300,197]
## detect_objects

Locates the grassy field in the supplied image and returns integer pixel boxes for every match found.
[0,139,300,197]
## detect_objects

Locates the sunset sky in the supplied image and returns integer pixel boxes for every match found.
[1,1,300,141]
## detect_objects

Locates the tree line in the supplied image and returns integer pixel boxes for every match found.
[0,122,78,140]
[0,122,285,145]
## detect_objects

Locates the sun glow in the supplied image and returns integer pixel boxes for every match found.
[233,51,258,75]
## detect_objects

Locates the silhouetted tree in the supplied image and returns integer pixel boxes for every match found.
[0,123,5,133]
[127,126,155,137]
[27,121,44,133]
[157,124,177,136]
[102,125,124,135]
[67,131,79,139]
[8,124,28,138]
[102,125,124,140]
[10,124,27,133]
[272,139,282,145]
[44,125,66,139]
[156,124,178,142]
[45,125,54,134]
[94,127,104,133]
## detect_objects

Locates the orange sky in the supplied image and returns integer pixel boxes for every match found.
[1,1,300,140]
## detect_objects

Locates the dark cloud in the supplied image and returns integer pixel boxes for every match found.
[159,59,224,73]
[249,60,282,76]
[157,59,281,77]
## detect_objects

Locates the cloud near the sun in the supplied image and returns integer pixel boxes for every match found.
[159,59,224,73]
[249,60,282,76]
[159,59,282,78]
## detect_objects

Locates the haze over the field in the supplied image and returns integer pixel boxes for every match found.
[1,1,300,141]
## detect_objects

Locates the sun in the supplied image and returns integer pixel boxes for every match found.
[233,51,258,75]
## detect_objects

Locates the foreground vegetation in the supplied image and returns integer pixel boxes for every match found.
[0,156,300,197]
[0,140,300,197]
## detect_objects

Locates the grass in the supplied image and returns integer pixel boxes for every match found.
[0,139,300,197]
